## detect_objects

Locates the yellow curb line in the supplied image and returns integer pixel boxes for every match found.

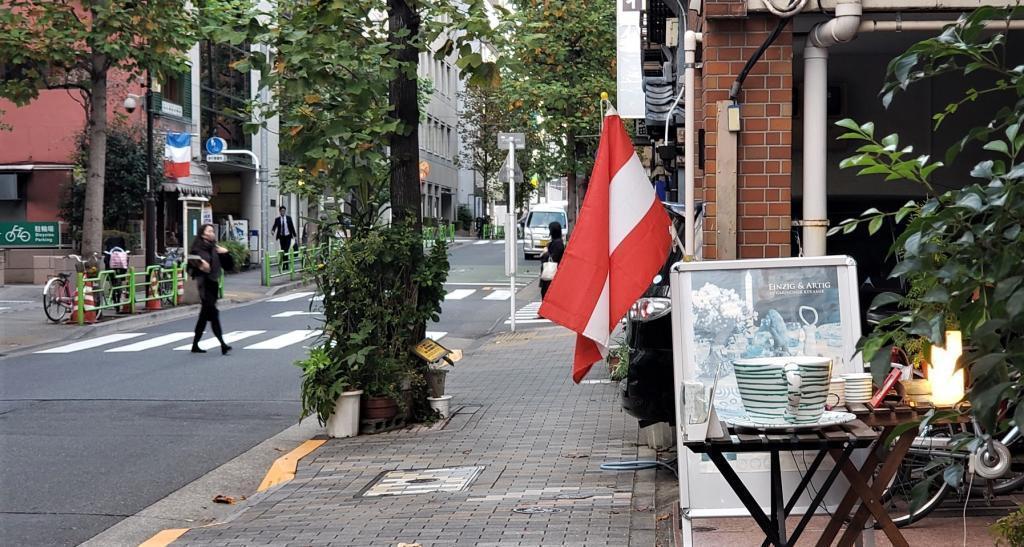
[257,439,326,492]
[137,438,327,547]
[138,528,189,547]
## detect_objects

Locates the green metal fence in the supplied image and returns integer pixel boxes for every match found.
[423,224,455,249]
[72,263,183,325]
[262,242,331,286]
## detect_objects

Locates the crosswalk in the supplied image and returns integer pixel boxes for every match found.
[504,301,551,325]
[271,288,520,304]
[471,240,525,246]
[34,329,449,355]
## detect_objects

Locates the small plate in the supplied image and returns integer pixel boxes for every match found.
[724,411,857,431]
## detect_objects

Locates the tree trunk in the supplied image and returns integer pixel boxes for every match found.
[566,131,578,226]
[387,0,421,231]
[82,53,108,256]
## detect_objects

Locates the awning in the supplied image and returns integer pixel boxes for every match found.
[161,161,213,198]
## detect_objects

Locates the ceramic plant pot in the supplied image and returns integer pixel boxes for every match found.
[326,390,363,438]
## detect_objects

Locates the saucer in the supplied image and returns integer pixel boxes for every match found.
[724,411,857,431]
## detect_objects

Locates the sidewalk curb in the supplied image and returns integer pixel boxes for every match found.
[138,434,330,547]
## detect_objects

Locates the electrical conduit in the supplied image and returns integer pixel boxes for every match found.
[683,30,702,257]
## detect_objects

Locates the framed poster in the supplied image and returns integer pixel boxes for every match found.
[669,256,865,540]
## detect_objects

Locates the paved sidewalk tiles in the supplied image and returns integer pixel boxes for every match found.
[173,327,642,546]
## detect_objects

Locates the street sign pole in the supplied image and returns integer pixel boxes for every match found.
[498,132,525,333]
[507,144,516,332]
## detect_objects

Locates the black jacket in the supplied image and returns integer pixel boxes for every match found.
[544,239,565,263]
[189,238,222,281]
[272,215,297,239]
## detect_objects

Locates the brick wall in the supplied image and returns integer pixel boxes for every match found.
[697,15,793,259]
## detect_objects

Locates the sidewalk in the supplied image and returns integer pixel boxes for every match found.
[0,267,307,356]
[169,327,651,546]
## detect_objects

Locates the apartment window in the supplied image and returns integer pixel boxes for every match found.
[200,40,252,150]
[446,126,453,159]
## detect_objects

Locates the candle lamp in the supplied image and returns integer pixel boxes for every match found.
[928,330,965,406]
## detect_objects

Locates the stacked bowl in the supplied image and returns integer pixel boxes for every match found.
[842,372,873,403]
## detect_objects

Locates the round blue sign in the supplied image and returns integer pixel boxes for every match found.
[205,137,226,155]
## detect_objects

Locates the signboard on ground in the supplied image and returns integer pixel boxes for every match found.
[0,221,60,247]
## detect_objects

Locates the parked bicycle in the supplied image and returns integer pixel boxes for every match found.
[156,248,184,306]
[881,409,1024,527]
[42,253,106,323]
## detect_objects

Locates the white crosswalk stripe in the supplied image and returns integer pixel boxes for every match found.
[484,290,512,301]
[106,332,194,352]
[310,295,324,302]
[505,301,550,325]
[473,240,490,246]
[174,330,265,351]
[245,329,321,350]
[268,291,315,302]
[444,289,476,300]
[272,310,323,318]
[36,333,148,354]
[426,331,447,341]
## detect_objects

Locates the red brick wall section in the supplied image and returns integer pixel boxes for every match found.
[698,16,792,259]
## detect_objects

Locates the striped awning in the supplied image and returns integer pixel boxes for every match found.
[161,161,212,198]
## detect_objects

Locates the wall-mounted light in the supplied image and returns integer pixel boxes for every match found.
[929,330,965,406]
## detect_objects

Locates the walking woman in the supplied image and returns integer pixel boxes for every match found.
[538,221,565,301]
[189,224,232,355]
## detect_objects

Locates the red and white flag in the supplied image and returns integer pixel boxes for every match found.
[163,132,191,178]
[539,108,672,383]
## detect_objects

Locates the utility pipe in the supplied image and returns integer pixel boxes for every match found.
[683,30,702,257]
[858,19,1024,33]
[802,0,862,257]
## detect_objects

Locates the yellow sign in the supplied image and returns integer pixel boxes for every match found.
[413,338,450,363]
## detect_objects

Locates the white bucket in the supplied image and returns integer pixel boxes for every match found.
[427,395,453,418]
[326,390,363,438]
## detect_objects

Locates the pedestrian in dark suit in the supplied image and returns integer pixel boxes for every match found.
[271,206,297,269]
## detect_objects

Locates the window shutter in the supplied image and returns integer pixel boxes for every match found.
[181,71,192,120]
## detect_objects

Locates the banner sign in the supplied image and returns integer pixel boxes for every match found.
[616,0,645,119]
[0,221,60,247]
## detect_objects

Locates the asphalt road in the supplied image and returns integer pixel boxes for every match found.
[0,239,547,546]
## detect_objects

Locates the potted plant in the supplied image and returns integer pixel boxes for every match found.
[296,345,363,438]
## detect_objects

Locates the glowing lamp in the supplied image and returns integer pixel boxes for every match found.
[929,330,965,406]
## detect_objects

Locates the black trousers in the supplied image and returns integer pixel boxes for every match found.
[193,278,224,345]
[540,279,551,299]
[278,236,294,268]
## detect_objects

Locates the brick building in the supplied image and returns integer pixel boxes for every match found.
[629,0,1021,282]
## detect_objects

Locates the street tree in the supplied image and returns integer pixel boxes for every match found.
[218,0,504,420]
[499,0,616,224]
[0,1,198,256]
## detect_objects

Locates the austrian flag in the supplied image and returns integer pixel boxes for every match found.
[163,132,192,178]
[539,108,672,383]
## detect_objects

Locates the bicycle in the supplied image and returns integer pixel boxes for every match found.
[156,248,183,307]
[42,254,106,323]
[880,410,1024,527]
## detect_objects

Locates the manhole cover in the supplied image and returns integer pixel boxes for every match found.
[555,494,593,500]
[512,506,565,514]
[361,466,484,497]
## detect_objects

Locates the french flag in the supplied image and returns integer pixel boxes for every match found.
[163,132,191,178]
[539,107,672,383]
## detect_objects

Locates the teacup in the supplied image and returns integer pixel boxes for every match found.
[733,356,833,424]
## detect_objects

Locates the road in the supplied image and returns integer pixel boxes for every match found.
[0,239,550,546]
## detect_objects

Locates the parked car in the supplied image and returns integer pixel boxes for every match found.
[521,204,568,260]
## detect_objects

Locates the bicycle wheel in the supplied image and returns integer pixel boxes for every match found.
[879,428,955,527]
[43,277,69,323]
[160,270,176,306]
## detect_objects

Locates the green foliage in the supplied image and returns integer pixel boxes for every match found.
[457,205,473,231]
[828,7,1024,438]
[991,505,1024,546]
[310,224,448,405]
[60,127,150,239]
[296,345,353,426]
[609,343,629,382]
[498,0,616,184]
[220,240,249,273]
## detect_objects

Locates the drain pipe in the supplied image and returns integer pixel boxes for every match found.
[802,0,862,257]
[683,30,703,257]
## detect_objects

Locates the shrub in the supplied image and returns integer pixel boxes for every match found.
[220,240,249,273]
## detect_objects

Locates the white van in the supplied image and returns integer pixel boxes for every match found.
[521,204,568,260]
